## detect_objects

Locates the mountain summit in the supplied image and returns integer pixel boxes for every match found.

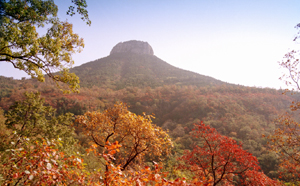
[71,40,225,89]
[110,40,154,55]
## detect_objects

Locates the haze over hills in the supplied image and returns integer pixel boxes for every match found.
[70,40,226,89]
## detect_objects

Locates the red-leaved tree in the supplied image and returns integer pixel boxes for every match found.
[0,135,88,185]
[178,122,279,186]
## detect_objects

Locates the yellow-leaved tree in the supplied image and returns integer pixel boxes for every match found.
[0,0,90,93]
[76,103,173,171]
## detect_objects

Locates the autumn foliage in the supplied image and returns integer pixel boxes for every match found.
[268,114,300,183]
[178,122,279,186]
[87,140,205,186]
[266,45,300,184]
[76,103,173,171]
[0,96,283,185]
[1,0,295,184]
[0,134,87,185]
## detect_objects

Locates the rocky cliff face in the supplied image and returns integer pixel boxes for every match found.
[110,40,154,55]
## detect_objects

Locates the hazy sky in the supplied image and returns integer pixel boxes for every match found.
[1,0,300,89]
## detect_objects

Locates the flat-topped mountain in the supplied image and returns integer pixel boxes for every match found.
[71,40,225,89]
[110,40,154,55]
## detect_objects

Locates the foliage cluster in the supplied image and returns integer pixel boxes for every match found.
[1,0,300,184]
[178,122,279,185]
[0,76,296,178]
[266,44,300,185]
[1,136,86,185]
[0,93,278,185]
[76,103,173,171]
[0,0,90,93]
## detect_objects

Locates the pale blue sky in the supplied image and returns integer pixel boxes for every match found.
[1,0,300,89]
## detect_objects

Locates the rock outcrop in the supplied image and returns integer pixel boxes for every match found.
[110,40,154,55]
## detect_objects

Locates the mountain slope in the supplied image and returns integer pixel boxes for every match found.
[71,53,225,89]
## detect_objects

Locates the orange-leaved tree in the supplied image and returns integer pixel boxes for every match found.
[266,31,300,183]
[76,102,173,171]
[178,122,279,186]
[0,134,88,185]
[267,112,300,182]
[88,140,205,186]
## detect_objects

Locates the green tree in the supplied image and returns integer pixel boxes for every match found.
[0,0,90,93]
[0,108,10,151]
[4,92,76,149]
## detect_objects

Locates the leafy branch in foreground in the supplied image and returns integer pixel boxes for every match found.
[0,135,87,185]
[269,22,300,184]
[0,0,90,93]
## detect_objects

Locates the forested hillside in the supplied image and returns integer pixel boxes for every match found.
[70,52,225,89]
[0,49,297,180]
[2,0,299,185]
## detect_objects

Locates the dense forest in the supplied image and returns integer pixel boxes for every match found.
[0,49,299,184]
[1,0,300,185]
